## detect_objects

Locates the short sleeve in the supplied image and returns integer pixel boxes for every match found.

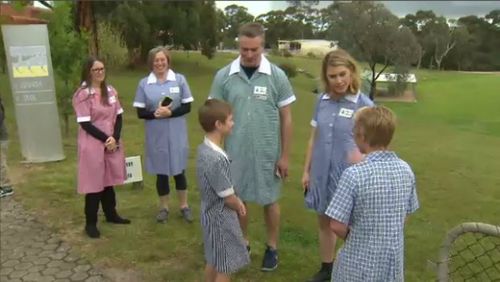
[72,88,91,123]
[133,80,146,108]
[178,74,194,104]
[275,68,296,108]
[206,157,234,198]
[108,86,123,115]
[406,173,419,215]
[325,168,357,224]
[310,95,323,127]
[208,69,226,100]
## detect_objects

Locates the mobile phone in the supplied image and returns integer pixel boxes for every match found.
[161,96,172,106]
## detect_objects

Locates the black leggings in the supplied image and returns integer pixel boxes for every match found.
[156,171,187,196]
[84,186,117,225]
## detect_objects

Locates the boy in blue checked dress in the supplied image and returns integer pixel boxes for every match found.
[196,99,250,282]
[325,106,419,282]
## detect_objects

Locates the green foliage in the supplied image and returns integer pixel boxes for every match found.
[43,1,88,134]
[199,1,217,59]
[279,62,297,78]
[97,21,128,69]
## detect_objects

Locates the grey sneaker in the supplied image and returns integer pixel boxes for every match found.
[156,208,169,223]
[180,207,193,223]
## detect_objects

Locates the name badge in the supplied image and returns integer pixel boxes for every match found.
[108,96,117,104]
[169,86,180,94]
[253,86,267,95]
[339,108,354,118]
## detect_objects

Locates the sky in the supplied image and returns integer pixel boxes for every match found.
[215,1,500,18]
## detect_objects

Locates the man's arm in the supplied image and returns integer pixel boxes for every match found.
[277,105,292,178]
[330,219,349,240]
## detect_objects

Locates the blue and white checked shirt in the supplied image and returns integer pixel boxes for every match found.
[325,151,419,282]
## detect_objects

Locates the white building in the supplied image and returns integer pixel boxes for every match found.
[278,39,338,57]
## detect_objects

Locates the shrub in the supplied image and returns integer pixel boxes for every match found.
[279,62,297,78]
[97,21,128,69]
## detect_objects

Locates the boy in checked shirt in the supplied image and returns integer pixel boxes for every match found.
[325,106,419,282]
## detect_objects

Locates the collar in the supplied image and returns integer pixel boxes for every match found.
[321,91,360,103]
[229,54,272,76]
[204,137,229,161]
[147,69,176,84]
[365,150,397,162]
[81,81,96,94]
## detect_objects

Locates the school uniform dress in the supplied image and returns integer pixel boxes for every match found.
[72,85,126,194]
[209,55,296,205]
[196,138,250,273]
[305,92,373,213]
[133,69,194,176]
[325,151,420,282]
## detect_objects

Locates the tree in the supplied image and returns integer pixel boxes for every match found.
[223,5,254,48]
[199,0,217,58]
[43,2,88,135]
[400,10,438,69]
[325,1,420,99]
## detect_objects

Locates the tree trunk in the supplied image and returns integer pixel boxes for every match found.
[76,0,98,56]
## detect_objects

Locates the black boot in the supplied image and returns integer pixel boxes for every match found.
[306,262,333,282]
[102,186,131,224]
[84,193,101,238]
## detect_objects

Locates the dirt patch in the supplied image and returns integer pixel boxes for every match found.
[375,90,417,103]
[100,267,144,282]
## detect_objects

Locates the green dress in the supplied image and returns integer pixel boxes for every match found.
[209,55,296,205]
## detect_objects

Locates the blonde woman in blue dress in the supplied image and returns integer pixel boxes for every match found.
[301,49,374,281]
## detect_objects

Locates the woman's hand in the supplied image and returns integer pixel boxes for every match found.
[154,104,172,118]
[301,171,310,193]
[105,136,117,152]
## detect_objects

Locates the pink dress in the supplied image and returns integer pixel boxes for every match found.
[72,85,126,194]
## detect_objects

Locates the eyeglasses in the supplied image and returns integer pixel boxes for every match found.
[91,67,105,73]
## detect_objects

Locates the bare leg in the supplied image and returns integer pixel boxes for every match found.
[264,202,280,249]
[205,264,216,282]
[318,214,336,262]
[215,272,231,282]
[177,190,188,209]
[159,195,169,210]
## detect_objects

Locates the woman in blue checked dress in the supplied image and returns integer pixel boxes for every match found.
[133,46,194,224]
[301,49,374,282]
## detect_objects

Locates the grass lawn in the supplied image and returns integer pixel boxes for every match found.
[1,51,499,281]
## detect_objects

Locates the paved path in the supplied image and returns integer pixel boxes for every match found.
[0,196,109,282]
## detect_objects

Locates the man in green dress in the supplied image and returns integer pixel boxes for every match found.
[208,22,295,271]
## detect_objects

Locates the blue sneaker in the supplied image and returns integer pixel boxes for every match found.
[261,245,278,271]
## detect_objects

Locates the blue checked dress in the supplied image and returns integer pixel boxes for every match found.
[196,138,250,273]
[133,70,194,176]
[305,92,373,213]
[325,151,419,282]
[209,55,296,205]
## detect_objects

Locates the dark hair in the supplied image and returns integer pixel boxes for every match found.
[80,57,109,105]
[238,22,266,43]
[198,99,232,133]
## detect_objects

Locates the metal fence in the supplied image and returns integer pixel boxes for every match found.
[436,222,500,281]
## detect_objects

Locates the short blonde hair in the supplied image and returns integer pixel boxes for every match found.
[354,106,396,148]
[321,48,361,95]
[147,46,171,70]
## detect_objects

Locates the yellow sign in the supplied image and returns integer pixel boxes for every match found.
[13,65,48,78]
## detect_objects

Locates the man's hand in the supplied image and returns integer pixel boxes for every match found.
[275,156,289,179]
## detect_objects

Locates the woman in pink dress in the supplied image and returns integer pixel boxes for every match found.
[72,57,130,239]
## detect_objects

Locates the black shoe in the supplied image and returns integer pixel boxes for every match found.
[306,269,331,282]
[261,245,278,272]
[106,214,131,224]
[85,225,100,238]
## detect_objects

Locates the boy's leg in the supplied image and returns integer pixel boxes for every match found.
[214,273,231,282]
[262,202,280,271]
[307,214,336,281]
[204,264,217,282]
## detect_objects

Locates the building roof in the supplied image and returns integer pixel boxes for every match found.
[0,3,49,24]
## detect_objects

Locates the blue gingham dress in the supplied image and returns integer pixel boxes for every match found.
[133,70,194,176]
[325,151,419,282]
[306,92,373,213]
[196,138,250,273]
